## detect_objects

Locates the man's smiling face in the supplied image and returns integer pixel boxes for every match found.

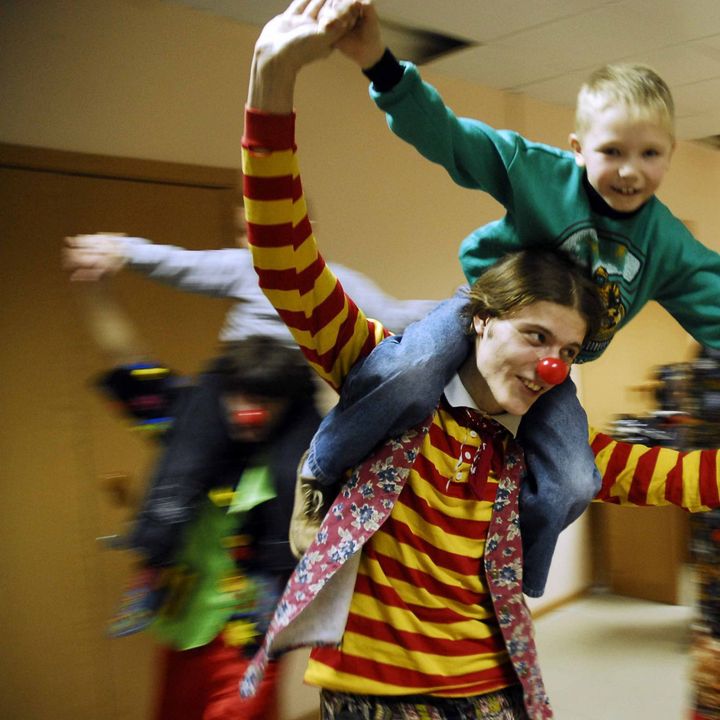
[462,301,586,416]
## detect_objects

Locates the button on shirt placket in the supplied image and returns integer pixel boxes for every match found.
[451,413,483,488]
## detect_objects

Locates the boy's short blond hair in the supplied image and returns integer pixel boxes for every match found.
[575,63,675,139]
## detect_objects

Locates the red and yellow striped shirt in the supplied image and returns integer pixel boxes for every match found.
[306,395,518,696]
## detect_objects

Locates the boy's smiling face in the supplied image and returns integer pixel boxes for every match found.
[569,104,675,213]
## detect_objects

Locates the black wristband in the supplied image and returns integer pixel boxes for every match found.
[362,48,404,93]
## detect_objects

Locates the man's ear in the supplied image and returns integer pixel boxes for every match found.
[472,315,486,336]
[568,133,585,168]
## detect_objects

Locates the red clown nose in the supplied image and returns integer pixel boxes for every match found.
[232,407,270,427]
[536,357,569,385]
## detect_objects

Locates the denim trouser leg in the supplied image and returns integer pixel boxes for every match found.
[516,376,601,597]
[306,291,472,484]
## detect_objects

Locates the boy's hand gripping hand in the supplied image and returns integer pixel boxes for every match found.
[63,233,128,282]
[328,0,385,69]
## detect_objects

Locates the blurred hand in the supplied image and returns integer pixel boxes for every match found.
[63,233,127,281]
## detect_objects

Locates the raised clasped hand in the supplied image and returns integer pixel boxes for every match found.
[254,0,365,70]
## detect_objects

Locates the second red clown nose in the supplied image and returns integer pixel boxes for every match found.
[233,407,270,427]
[536,357,569,385]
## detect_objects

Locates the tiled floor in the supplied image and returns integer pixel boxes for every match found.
[534,592,696,720]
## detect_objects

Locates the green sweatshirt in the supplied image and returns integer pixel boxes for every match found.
[372,61,720,362]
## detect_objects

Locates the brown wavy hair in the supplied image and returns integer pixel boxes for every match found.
[463,249,606,348]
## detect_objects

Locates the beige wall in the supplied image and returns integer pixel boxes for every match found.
[6,0,719,340]
[3,0,720,712]
[6,0,718,326]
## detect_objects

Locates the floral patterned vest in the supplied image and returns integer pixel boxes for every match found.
[242,414,553,719]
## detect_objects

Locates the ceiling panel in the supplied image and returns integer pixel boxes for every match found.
[165,0,720,142]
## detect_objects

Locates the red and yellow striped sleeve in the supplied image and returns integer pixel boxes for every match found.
[590,428,720,512]
[241,108,389,391]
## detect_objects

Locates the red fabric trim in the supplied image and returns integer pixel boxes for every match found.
[243,108,295,151]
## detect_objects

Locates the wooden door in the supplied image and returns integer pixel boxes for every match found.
[0,144,236,720]
[591,503,689,604]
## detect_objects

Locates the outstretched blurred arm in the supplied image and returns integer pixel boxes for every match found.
[73,279,149,365]
[64,231,255,299]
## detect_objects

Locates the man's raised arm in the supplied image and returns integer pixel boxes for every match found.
[246,0,363,114]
